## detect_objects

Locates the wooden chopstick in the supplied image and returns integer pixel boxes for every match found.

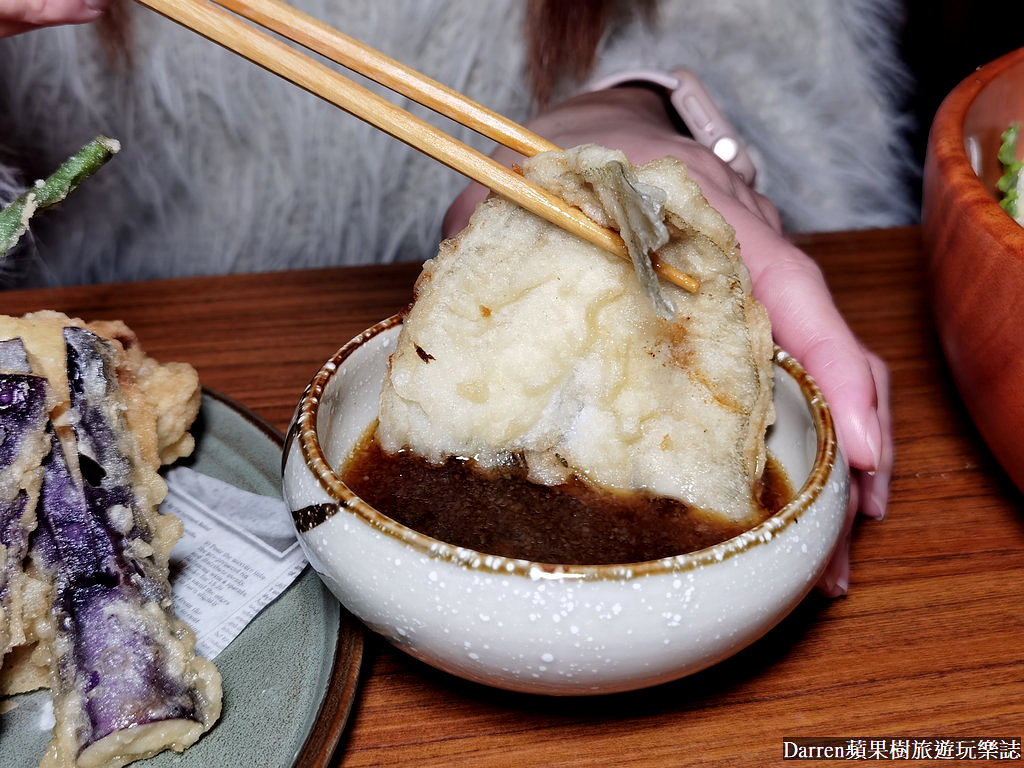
[133,0,699,294]
[213,0,559,158]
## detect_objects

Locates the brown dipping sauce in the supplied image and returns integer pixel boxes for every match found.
[341,426,793,565]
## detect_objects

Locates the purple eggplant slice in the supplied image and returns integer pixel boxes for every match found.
[31,328,220,767]
[0,361,49,658]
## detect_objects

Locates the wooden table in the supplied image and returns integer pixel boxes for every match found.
[4,226,1022,765]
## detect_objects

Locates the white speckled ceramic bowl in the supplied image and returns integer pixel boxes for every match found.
[283,315,848,695]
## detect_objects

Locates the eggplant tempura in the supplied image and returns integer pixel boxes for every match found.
[0,311,220,768]
[378,145,775,524]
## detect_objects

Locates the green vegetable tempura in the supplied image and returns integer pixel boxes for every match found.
[0,136,120,257]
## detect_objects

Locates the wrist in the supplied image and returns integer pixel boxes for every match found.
[525,88,691,168]
[531,87,675,133]
[585,69,756,186]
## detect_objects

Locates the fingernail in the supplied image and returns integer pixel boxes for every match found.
[864,411,883,470]
[865,469,891,521]
[820,567,849,598]
[817,534,851,597]
[84,0,110,11]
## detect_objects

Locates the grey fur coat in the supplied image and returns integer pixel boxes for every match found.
[0,0,915,287]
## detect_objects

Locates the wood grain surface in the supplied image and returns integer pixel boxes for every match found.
[3,226,1021,766]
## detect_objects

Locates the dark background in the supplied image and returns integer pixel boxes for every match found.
[902,0,1024,206]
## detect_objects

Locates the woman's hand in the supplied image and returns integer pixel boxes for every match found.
[0,0,106,37]
[445,88,892,596]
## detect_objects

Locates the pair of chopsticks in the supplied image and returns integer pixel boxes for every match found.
[134,0,699,293]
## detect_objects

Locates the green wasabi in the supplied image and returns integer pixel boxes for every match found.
[0,136,120,257]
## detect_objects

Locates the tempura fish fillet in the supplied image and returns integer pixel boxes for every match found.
[378,145,775,524]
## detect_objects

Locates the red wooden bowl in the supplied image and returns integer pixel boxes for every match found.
[923,47,1024,492]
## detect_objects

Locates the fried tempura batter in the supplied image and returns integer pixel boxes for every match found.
[378,146,774,524]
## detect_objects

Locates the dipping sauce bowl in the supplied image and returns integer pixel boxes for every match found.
[282,315,848,695]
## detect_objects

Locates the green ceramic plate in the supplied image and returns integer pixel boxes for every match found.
[2,389,364,768]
